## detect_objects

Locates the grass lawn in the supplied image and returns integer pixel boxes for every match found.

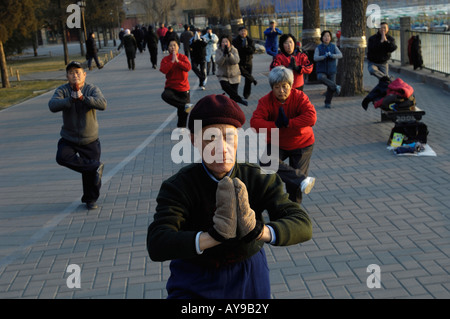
[7,54,83,75]
[0,80,66,110]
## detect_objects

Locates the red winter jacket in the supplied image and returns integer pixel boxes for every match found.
[271,51,313,89]
[250,89,317,150]
[160,53,191,92]
[374,78,414,109]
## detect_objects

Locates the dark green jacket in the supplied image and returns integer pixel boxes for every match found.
[147,162,312,267]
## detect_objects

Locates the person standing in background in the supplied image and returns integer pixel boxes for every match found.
[367,22,397,80]
[180,24,194,58]
[264,20,283,58]
[203,27,219,75]
[85,32,103,71]
[215,34,247,106]
[190,28,208,90]
[314,30,343,108]
[157,23,169,53]
[146,25,159,69]
[160,39,193,129]
[123,29,137,70]
[271,33,313,91]
[232,26,257,100]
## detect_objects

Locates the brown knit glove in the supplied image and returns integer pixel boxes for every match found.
[208,176,237,242]
[233,178,264,242]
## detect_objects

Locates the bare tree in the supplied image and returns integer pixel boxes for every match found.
[0,0,43,88]
[132,0,177,25]
[336,0,368,96]
[208,0,242,25]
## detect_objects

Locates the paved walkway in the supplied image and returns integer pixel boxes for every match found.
[0,44,449,299]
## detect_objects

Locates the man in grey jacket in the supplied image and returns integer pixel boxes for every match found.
[49,61,107,210]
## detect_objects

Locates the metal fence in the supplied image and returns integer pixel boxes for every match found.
[356,28,449,76]
[248,22,450,76]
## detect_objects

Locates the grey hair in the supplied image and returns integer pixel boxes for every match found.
[268,66,294,88]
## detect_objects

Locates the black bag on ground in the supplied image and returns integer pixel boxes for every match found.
[388,121,428,145]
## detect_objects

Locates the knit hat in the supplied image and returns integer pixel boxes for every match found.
[187,94,246,132]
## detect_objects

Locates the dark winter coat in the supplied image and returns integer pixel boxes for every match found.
[232,35,256,67]
[85,36,97,58]
[123,34,137,58]
[367,32,397,64]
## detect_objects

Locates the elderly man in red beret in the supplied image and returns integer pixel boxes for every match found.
[147,94,312,299]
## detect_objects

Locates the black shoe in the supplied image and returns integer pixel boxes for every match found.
[95,163,104,185]
[362,97,370,111]
[253,80,257,86]
[86,202,98,210]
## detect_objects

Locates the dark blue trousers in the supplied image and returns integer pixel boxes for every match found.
[261,144,313,204]
[56,138,101,204]
[166,248,271,299]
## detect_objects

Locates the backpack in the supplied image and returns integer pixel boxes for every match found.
[388,121,428,145]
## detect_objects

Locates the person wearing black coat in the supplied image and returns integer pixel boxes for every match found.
[164,26,180,49]
[146,26,159,69]
[367,22,397,79]
[123,29,137,70]
[132,25,144,53]
[190,28,207,89]
[409,35,424,70]
[232,26,257,99]
[85,32,103,71]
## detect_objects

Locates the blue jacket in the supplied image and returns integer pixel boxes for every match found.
[264,27,283,57]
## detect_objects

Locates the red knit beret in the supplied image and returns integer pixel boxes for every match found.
[187,94,246,132]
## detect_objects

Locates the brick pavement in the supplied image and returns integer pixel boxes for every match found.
[0,45,449,299]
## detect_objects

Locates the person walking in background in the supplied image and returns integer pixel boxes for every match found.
[232,26,257,99]
[157,23,169,53]
[314,30,343,108]
[203,27,219,75]
[215,34,247,106]
[118,28,125,50]
[264,20,283,58]
[146,25,159,69]
[160,38,193,129]
[250,66,317,204]
[367,22,397,80]
[85,32,103,71]
[48,61,107,210]
[190,28,208,90]
[180,24,194,58]
[123,29,137,70]
[271,33,313,91]
[132,25,144,53]
[164,26,180,49]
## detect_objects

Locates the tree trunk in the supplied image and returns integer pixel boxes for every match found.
[302,0,321,82]
[336,0,368,96]
[0,41,10,88]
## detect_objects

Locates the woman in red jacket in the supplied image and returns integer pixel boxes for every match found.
[160,38,193,128]
[250,66,316,204]
[270,33,313,91]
